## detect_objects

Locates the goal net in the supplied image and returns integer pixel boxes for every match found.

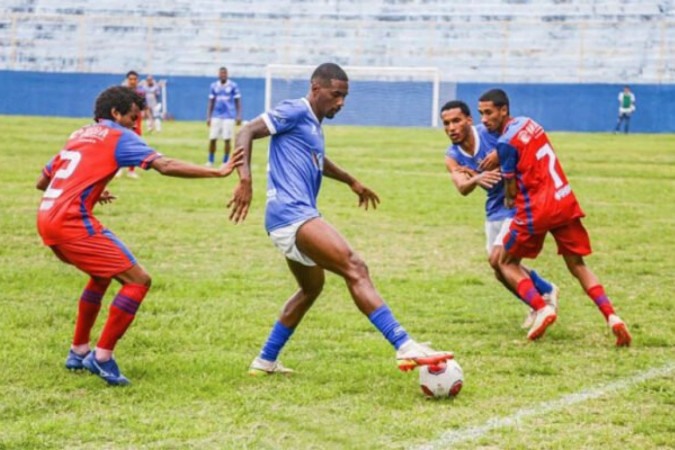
[265,64,441,127]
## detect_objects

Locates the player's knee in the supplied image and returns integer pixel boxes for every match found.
[563,254,585,276]
[488,254,500,271]
[304,278,324,300]
[136,272,152,288]
[344,253,369,283]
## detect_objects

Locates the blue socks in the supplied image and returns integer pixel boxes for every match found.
[529,270,553,295]
[260,321,295,362]
[368,305,410,350]
[208,153,215,164]
[260,305,409,360]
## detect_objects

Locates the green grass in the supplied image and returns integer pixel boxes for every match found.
[1,115,673,449]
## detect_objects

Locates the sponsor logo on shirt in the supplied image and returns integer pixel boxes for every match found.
[70,125,109,143]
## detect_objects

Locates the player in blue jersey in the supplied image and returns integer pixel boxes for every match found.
[441,100,559,329]
[206,66,242,166]
[228,62,454,375]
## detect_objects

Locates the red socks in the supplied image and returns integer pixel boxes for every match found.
[586,284,615,320]
[73,278,111,346]
[516,278,547,310]
[97,284,149,351]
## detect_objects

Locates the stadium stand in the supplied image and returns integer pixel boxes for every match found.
[1,0,673,130]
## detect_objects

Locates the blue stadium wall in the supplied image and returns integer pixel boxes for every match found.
[2,70,674,132]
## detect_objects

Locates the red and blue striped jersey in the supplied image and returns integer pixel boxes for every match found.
[37,120,161,245]
[496,117,584,234]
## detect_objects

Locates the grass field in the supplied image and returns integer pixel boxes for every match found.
[1,115,674,449]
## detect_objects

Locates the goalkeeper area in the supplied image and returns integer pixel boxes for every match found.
[265,64,446,127]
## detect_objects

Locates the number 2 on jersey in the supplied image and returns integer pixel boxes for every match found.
[39,150,82,211]
[535,144,563,188]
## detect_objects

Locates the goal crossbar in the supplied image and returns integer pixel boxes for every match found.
[264,64,441,127]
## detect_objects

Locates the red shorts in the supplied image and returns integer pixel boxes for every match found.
[503,218,592,259]
[50,230,137,278]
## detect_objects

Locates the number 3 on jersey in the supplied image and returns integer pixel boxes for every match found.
[40,150,82,211]
[535,144,563,188]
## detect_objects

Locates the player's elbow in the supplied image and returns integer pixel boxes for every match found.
[151,158,175,175]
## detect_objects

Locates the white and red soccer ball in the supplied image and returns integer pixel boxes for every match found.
[418,360,463,398]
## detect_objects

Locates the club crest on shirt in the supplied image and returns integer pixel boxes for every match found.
[271,112,286,125]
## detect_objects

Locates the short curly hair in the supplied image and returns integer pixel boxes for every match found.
[311,63,348,86]
[94,86,146,121]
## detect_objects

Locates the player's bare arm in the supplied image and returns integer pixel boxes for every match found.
[323,157,380,210]
[235,98,242,125]
[228,117,272,223]
[206,98,215,126]
[477,149,500,171]
[150,149,243,178]
[503,177,517,209]
[445,156,501,195]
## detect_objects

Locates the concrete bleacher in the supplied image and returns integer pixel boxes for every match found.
[1,0,673,83]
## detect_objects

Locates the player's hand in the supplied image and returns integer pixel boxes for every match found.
[228,179,252,223]
[98,191,117,205]
[478,150,500,171]
[206,119,211,127]
[350,181,380,211]
[218,148,245,177]
[236,118,242,126]
[476,169,502,189]
[504,196,515,209]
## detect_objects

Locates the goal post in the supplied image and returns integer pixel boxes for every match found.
[264,64,441,127]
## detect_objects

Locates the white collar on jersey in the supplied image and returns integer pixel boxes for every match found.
[301,97,321,124]
[456,125,481,159]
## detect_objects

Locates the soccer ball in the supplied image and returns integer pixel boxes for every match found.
[418,360,463,398]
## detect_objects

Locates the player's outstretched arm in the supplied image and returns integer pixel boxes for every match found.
[150,148,244,178]
[228,117,271,223]
[324,157,380,210]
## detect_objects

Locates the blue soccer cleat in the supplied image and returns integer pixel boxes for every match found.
[65,349,90,370]
[82,351,131,386]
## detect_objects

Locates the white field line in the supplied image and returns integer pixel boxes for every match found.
[412,362,675,450]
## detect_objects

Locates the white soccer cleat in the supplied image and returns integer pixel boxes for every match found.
[248,357,294,376]
[608,314,632,347]
[205,161,214,167]
[523,283,559,329]
[527,305,557,341]
[126,170,139,179]
[521,309,536,329]
[544,283,560,312]
[396,340,454,372]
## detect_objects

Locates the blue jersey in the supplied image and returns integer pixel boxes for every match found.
[445,124,513,221]
[209,80,241,119]
[262,98,325,232]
